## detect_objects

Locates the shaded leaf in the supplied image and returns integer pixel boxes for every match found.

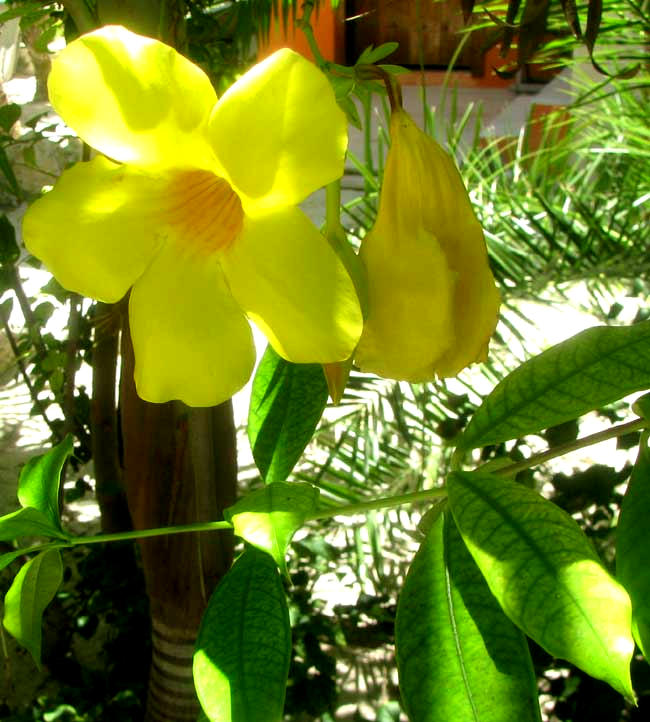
[18,435,73,531]
[617,434,650,659]
[0,103,21,133]
[585,0,602,56]
[459,322,650,451]
[559,0,582,38]
[0,145,21,197]
[0,548,31,573]
[396,513,541,722]
[0,506,68,543]
[2,549,63,667]
[248,345,328,483]
[461,0,476,23]
[0,213,19,264]
[448,471,635,700]
[224,481,319,575]
[194,547,291,722]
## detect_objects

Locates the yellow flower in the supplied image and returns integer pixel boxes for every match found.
[355,108,500,381]
[23,26,362,407]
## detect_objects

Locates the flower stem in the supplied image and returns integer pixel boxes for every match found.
[298,1,327,68]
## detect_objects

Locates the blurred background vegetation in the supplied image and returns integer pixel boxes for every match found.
[0,0,649,720]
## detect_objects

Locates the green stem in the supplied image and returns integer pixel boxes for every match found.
[488,416,648,478]
[298,0,327,68]
[325,180,345,240]
[305,487,447,521]
[67,520,233,546]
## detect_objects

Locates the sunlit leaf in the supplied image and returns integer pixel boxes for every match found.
[617,433,650,659]
[194,547,291,722]
[448,471,635,700]
[18,435,73,531]
[2,549,63,667]
[459,321,650,451]
[396,513,541,722]
[248,345,328,483]
[224,481,319,575]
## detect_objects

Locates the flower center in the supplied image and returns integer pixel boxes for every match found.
[166,170,244,253]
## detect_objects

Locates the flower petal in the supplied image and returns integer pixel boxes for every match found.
[356,223,457,381]
[129,243,255,406]
[22,156,164,303]
[48,25,217,168]
[220,207,362,363]
[434,220,501,377]
[208,49,347,212]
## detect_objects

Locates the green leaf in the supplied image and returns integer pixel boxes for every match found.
[459,321,650,451]
[0,103,21,132]
[396,513,541,722]
[0,145,21,198]
[248,345,328,483]
[447,471,635,700]
[356,41,399,64]
[3,549,63,667]
[0,213,19,264]
[18,435,73,531]
[617,433,650,659]
[224,481,319,576]
[0,507,68,542]
[193,547,291,722]
[0,548,31,572]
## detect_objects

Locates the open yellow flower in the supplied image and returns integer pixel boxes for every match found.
[23,25,362,406]
[355,108,500,381]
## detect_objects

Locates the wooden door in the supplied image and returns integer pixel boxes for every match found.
[347,0,474,69]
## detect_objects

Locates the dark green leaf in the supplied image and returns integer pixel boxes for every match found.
[0,214,19,264]
[617,434,650,658]
[448,471,635,700]
[0,2,44,23]
[357,42,399,65]
[194,547,291,722]
[2,549,63,667]
[248,345,328,483]
[18,435,73,531]
[0,548,30,572]
[559,0,582,38]
[0,145,20,197]
[0,103,21,133]
[396,513,541,722]
[585,0,602,55]
[224,481,319,575]
[461,0,476,22]
[0,507,68,542]
[459,322,650,451]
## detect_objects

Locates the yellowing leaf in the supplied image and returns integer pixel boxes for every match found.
[224,482,319,575]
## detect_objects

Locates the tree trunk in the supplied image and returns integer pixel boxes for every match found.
[120,315,237,722]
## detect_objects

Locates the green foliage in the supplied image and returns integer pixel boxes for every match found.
[617,434,650,658]
[248,345,329,483]
[224,481,319,575]
[3,548,63,667]
[448,470,635,700]
[459,321,650,451]
[396,512,541,722]
[194,547,291,722]
[18,434,73,531]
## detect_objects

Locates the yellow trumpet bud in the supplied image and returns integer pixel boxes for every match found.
[355,108,500,381]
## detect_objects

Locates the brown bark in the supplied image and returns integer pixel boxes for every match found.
[120,315,237,722]
[91,302,132,533]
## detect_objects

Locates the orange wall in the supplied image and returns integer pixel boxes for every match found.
[257,3,345,63]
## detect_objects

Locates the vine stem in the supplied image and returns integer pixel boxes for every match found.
[13,418,645,551]
[487,416,648,478]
